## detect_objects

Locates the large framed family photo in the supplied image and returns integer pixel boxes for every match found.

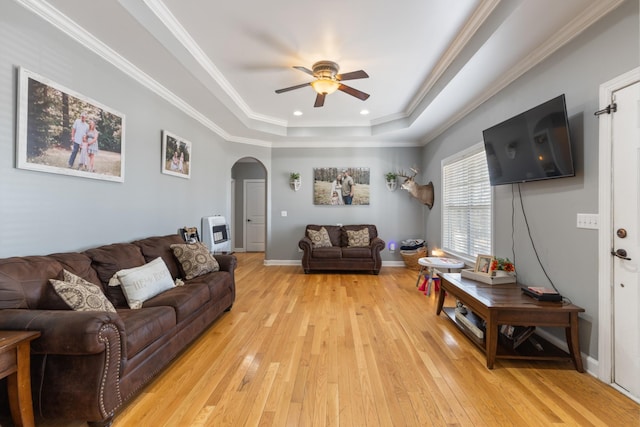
[16,67,125,182]
[161,131,192,179]
[313,167,370,205]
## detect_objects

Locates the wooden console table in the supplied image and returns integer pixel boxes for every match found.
[0,330,41,427]
[436,273,585,372]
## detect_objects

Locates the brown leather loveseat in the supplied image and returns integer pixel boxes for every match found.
[299,224,385,274]
[0,234,236,426]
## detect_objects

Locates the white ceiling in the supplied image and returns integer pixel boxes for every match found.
[20,0,624,147]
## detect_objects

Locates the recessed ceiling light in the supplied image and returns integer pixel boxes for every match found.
[360,109,369,115]
[293,110,303,116]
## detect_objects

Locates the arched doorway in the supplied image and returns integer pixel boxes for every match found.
[231,157,267,252]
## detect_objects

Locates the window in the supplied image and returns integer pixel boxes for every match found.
[442,142,492,260]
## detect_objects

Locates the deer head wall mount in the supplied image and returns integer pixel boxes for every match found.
[397,168,434,209]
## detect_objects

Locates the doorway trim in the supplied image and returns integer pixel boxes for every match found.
[597,67,640,393]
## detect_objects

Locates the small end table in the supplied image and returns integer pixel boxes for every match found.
[416,257,465,296]
[0,330,41,427]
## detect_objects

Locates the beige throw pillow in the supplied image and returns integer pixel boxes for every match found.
[50,269,116,313]
[170,242,220,280]
[347,228,370,247]
[307,227,333,248]
[109,257,175,309]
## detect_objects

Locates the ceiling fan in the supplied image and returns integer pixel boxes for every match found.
[275,60,370,107]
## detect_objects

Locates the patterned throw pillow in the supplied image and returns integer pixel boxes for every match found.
[109,257,175,309]
[347,228,370,247]
[170,242,220,280]
[308,227,332,248]
[50,269,116,312]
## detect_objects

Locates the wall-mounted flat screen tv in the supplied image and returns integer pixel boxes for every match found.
[482,94,575,186]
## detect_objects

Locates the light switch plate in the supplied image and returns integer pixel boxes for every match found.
[577,213,599,229]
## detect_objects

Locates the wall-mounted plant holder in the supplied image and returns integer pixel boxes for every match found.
[290,172,301,191]
[385,172,397,192]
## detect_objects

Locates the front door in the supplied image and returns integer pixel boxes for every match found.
[245,179,265,252]
[612,80,640,398]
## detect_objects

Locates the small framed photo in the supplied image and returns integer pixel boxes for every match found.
[162,130,191,179]
[179,227,200,243]
[474,254,494,275]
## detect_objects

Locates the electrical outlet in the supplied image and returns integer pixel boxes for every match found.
[577,213,599,229]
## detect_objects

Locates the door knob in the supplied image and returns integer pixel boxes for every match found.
[611,248,631,260]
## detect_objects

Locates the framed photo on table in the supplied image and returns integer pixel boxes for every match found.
[474,254,494,275]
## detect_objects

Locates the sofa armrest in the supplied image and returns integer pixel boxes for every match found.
[0,309,125,355]
[213,254,237,273]
[370,236,386,251]
[299,236,313,252]
[299,237,314,273]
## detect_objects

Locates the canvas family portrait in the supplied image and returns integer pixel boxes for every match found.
[162,131,192,179]
[16,67,125,182]
[313,167,370,205]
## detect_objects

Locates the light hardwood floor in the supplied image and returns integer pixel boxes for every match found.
[21,253,640,426]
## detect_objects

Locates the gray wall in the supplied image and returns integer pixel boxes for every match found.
[268,146,426,261]
[0,1,269,257]
[421,0,639,359]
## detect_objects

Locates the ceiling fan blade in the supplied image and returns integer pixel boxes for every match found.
[314,93,326,108]
[336,70,369,81]
[338,84,370,101]
[275,82,311,94]
[293,66,315,76]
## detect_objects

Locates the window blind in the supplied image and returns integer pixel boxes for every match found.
[442,145,492,259]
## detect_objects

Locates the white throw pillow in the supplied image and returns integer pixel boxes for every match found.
[109,257,175,309]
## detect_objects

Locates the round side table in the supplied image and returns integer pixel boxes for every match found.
[416,257,465,296]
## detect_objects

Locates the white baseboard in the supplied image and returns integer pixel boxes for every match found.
[533,328,597,376]
[383,261,408,267]
[264,259,300,266]
[261,260,408,267]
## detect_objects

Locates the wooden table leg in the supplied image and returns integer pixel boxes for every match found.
[565,312,584,373]
[485,312,498,369]
[436,285,446,315]
[7,342,36,427]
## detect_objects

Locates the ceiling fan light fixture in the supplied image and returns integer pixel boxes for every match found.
[311,78,340,95]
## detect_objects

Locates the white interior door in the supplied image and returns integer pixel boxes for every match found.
[612,80,640,398]
[244,179,265,252]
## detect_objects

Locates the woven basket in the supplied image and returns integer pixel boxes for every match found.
[400,246,427,270]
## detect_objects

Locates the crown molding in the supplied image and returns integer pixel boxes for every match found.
[143,0,287,128]
[269,139,422,149]
[419,0,625,145]
[405,0,500,115]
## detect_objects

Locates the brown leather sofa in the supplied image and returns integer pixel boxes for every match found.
[299,224,385,274]
[0,234,236,426]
